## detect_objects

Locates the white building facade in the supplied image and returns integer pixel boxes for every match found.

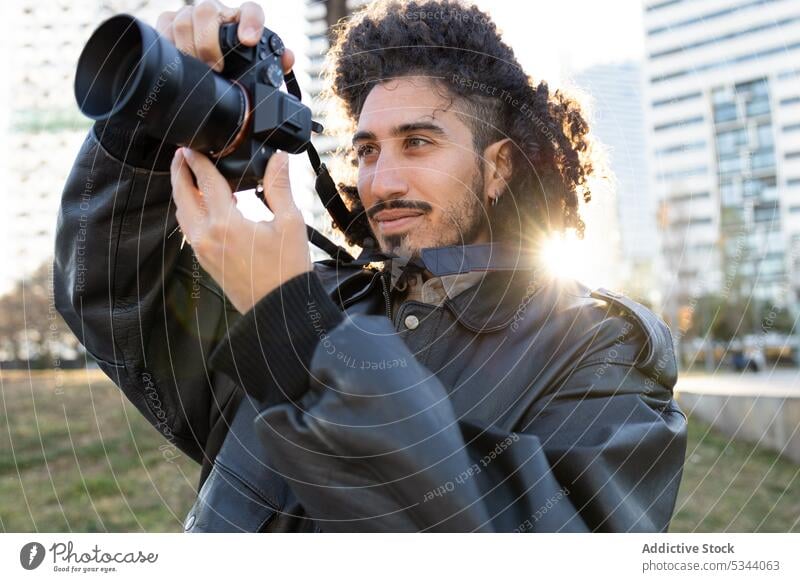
[3,0,179,294]
[643,0,800,327]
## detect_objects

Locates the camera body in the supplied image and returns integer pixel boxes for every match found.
[74,15,313,191]
[213,23,312,189]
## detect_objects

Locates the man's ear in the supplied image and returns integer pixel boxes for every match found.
[482,138,513,203]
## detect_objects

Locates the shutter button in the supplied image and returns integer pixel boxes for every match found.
[404,314,420,330]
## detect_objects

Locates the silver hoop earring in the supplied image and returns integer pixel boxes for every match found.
[491,194,500,207]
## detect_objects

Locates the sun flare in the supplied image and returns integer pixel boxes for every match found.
[539,231,614,289]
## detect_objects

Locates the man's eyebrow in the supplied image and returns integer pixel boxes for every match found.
[393,122,447,137]
[352,130,376,144]
[351,121,447,145]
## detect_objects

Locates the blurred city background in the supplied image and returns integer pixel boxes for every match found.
[1,0,799,532]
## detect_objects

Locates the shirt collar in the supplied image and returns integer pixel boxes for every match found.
[359,242,540,285]
[393,269,487,308]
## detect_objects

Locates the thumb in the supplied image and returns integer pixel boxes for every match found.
[262,151,296,216]
[180,147,235,215]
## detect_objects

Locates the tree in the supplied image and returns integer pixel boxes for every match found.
[0,260,81,368]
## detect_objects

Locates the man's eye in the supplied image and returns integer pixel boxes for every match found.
[407,137,430,148]
[356,144,377,158]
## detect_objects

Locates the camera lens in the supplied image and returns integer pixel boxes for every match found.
[74,14,246,154]
[109,49,143,112]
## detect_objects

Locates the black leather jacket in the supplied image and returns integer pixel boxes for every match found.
[54,123,687,532]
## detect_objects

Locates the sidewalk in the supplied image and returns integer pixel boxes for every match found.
[677,368,800,397]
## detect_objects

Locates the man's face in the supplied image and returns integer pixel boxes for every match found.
[353,77,491,257]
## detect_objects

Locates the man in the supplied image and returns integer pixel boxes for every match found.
[54,0,687,532]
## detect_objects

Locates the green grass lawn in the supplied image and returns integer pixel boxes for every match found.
[0,369,199,532]
[1,369,798,532]
[672,406,800,532]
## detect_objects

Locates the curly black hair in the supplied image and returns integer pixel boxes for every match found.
[324,0,602,249]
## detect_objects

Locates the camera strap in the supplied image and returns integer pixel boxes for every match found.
[280,69,359,264]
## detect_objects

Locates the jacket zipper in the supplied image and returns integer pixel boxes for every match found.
[379,270,393,321]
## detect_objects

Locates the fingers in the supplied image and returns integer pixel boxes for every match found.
[172,6,196,56]
[238,2,265,45]
[155,11,176,43]
[180,148,236,215]
[261,151,297,217]
[170,150,205,241]
[281,48,295,74]
[193,0,228,71]
[156,2,290,75]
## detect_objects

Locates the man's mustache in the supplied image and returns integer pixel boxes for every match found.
[366,199,433,220]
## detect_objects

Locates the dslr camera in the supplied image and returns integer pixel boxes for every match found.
[74,14,312,191]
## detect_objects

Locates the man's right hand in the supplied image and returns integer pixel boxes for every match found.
[155,0,294,73]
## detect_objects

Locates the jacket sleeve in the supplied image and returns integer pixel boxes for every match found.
[208,271,688,532]
[53,120,243,467]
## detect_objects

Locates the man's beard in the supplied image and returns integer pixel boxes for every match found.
[377,169,488,258]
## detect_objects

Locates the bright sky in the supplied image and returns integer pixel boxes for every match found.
[476,1,647,290]
[475,0,646,83]
[265,0,647,89]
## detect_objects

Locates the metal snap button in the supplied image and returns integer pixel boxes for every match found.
[404,314,420,330]
[184,513,196,531]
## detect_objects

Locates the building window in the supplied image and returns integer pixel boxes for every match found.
[652,91,702,108]
[670,191,710,203]
[757,124,774,148]
[657,166,708,181]
[655,140,706,155]
[649,16,800,60]
[653,115,704,132]
[751,149,776,171]
[753,200,780,223]
[650,40,800,83]
[714,103,739,123]
[646,0,683,12]
[646,0,782,36]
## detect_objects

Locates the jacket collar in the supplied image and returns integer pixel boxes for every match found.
[355,242,549,332]
[444,266,548,332]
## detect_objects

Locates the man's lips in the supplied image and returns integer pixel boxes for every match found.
[373,209,425,235]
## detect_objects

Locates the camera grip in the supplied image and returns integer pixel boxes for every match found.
[218,23,285,88]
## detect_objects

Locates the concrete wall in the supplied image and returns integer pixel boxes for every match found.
[677,391,800,464]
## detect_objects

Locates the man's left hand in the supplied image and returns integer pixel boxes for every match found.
[170,147,312,314]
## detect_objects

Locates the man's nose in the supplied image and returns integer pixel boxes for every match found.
[368,150,409,201]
